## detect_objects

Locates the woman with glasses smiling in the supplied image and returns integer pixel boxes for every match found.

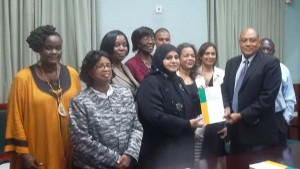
[125,26,155,83]
[69,50,143,169]
[100,30,139,97]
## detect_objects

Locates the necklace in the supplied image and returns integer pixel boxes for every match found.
[52,81,58,86]
[142,57,152,69]
[41,65,68,117]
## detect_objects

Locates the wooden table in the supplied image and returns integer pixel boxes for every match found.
[195,143,300,169]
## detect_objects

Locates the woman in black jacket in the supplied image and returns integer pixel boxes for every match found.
[137,44,203,169]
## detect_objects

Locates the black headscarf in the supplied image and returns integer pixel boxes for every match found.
[151,44,178,78]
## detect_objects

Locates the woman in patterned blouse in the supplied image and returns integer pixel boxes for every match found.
[69,50,143,169]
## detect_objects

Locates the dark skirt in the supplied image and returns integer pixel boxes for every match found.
[200,122,226,159]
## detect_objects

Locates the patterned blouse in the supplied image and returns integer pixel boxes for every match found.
[69,84,143,169]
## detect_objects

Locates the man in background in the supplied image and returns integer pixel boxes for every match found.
[154,28,171,47]
[221,28,281,153]
[260,37,296,146]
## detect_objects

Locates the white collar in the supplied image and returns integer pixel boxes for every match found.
[91,84,113,99]
[241,54,255,63]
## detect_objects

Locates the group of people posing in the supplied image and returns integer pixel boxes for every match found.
[4,25,296,169]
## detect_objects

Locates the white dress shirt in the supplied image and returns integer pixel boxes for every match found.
[234,55,254,88]
[276,63,296,124]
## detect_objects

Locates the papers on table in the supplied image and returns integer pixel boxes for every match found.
[249,160,296,169]
[198,86,225,125]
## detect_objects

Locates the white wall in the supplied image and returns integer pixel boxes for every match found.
[99,0,208,62]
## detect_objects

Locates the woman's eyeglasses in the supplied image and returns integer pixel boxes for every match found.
[95,64,112,70]
[141,36,155,43]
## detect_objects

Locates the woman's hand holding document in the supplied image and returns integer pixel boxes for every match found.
[190,115,205,128]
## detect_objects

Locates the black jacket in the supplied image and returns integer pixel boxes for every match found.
[137,73,199,169]
[222,50,281,152]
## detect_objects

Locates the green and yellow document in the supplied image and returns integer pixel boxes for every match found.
[198,86,225,125]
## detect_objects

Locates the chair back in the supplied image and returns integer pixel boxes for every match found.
[0,104,7,153]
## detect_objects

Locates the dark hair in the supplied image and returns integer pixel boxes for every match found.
[80,50,112,87]
[26,25,62,53]
[177,43,198,80]
[131,26,154,52]
[260,37,276,55]
[154,28,170,38]
[197,42,218,66]
[260,37,274,46]
[100,30,130,57]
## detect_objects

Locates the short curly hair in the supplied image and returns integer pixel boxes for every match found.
[26,25,62,52]
[80,50,113,88]
[131,26,154,52]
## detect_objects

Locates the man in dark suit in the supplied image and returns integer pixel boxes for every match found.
[221,28,282,153]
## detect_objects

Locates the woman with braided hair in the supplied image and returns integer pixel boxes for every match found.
[4,25,81,169]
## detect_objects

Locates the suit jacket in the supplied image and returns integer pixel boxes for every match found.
[221,50,281,148]
[112,64,139,97]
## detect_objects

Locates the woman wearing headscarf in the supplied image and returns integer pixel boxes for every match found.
[137,44,203,169]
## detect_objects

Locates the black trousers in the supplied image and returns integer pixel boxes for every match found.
[275,110,288,146]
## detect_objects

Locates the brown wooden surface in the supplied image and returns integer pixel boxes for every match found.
[195,143,300,169]
[289,84,299,140]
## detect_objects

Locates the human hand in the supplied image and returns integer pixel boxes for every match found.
[20,153,43,169]
[194,126,205,142]
[223,107,231,120]
[190,116,205,128]
[195,134,202,142]
[217,127,227,139]
[225,112,241,124]
[117,154,132,169]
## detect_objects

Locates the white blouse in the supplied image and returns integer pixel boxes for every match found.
[194,66,225,88]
